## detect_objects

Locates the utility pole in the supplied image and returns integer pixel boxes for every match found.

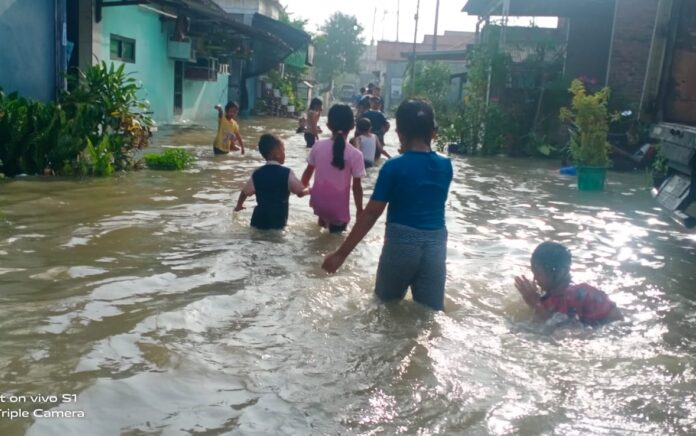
[396,0,400,41]
[410,0,421,96]
[371,7,377,46]
[432,0,440,50]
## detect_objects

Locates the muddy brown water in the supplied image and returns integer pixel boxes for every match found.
[1,116,695,435]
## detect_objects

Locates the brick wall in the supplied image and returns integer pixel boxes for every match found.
[608,0,660,109]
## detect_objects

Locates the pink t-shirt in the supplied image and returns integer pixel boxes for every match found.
[308,138,366,225]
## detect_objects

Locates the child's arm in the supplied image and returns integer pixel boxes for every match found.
[352,177,363,216]
[301,164,315,188]
[235,131,245,155]
[322,200,387,273]
[234,192,249,212]
[377,137,391,159]
[289,171,309,197]
[514,275,551,319]
[214,105,223,118]
[235,177,255,211]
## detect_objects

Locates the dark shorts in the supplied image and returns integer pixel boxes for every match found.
[328,223,347,233]
[213,147,229,155]
[304,132,317,148]
[364,160,374,168]
[375,223,448,311]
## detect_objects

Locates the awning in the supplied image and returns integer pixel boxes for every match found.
[245,13,312,77]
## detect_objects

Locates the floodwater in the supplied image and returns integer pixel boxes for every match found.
[1,115,695,436]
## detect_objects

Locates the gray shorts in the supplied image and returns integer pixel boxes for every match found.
[375,223,448,311]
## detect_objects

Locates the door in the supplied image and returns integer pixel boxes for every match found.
[174,61,183,116]
[664,0,696,125]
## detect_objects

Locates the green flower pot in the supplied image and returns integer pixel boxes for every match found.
[577,166,607,191]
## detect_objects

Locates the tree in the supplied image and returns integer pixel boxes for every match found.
[403,61,452,115]
[313,13,364,87]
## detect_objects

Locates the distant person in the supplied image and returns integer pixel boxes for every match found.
[296,116,307,134]
[305,98,323,148]
[235,134,308,230]
[372,86,385,111]
[363,96,390,148]
[356,95,371,119]
[515,242,623,324]
[352,87,366,106]
[322,99,453,311]
[351,117,390,168]
[301,104,366,233]
[214,102,245,155]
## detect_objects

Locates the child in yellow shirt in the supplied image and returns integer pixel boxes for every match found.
[213,102,245,155]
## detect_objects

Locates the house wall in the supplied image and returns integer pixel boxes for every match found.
[182,73,230,122]
[95,5,174,123]
[564,2,615,89]
[607,0,661,109]
[0,0,57,101]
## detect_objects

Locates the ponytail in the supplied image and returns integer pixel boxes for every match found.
[326,104,355,170]
[332,132,346,170]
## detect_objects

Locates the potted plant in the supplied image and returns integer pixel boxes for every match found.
[560,79,612,191]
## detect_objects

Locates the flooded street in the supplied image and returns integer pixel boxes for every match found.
[1,116,696,435]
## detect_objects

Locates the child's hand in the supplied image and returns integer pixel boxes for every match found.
[322,251,347,273]
[297,188,309,198]
[234,205,245,212]
[515,275,540,307]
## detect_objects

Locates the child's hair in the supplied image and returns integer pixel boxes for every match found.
[395,99,436,145]
[225,101,239,112]
[369,96,381,106]
[327,104,355,170]
[531,242,572,278]
[356,117,372,135]
[309,98,323,111]
[360,87,366,94]
[258,134,282,159]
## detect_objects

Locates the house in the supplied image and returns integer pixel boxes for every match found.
[377,31,477,108]
[0,0,64,102]
[212,0,312,114]
[463,0,696,226]
[0,0,310,124]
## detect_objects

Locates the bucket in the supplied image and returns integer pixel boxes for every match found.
[577,166,606,191]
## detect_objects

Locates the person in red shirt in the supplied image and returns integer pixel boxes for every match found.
[515,242,622,324]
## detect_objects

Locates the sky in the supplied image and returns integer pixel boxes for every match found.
[283,0,483,44]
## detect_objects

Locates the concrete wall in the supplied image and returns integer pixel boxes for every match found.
[607,0,660,109]
[96,5,174,123]
[95,6,230,124]
[182,73,230,122]
[0,0,56,101]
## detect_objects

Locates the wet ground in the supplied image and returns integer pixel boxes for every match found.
[1,116,695,435]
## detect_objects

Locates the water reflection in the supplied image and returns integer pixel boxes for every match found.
[0,116,694,435]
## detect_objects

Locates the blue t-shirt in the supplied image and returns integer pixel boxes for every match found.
[371,151,453,230]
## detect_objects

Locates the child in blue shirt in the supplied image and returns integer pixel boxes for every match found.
[322,99,453,310]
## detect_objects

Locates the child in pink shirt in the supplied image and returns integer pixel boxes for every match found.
[301,104,366,232]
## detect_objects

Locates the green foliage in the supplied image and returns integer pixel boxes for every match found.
[436,46,512,155]
[313,13,364,85]
[652,142,668,175]
[0,62,152,177]
[144,148,194,171]
[560,79,612,167]
[403,61,451,116]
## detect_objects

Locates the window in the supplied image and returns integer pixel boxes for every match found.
[110,35,135,63]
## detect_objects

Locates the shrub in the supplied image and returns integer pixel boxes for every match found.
[144,148,194,170]
[560,79,612,167]
[0,62,152,177]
